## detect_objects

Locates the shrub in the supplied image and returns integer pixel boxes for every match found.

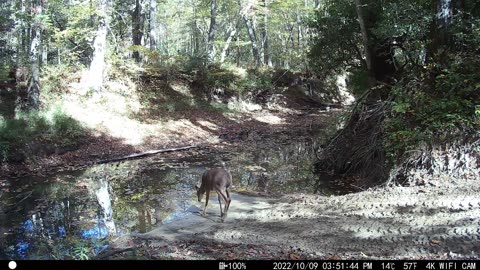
[0,107,86,162]
[384,54,480,163]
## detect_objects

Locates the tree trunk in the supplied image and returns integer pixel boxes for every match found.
[437,0,453,30]
[149,0,157,50]
[427,0,454,63]
[355,0,395,99]
[297,9,302,49]
[25,0,42,111]
[285,23,295,48]
[81,0,109,92]
[243,17,260,67]
[354,0,374,86]
[207,0,217,63]
[280,35,289,69]
[235,36,240,67]
[220,22,237,63]
[424,0,455,90]
[17,0,27,62]
[57,47,61,65]
[194,20,200,56]
[261,0,272,67]
[41,39,48,66]
[238,0,260,67]
[259,10,265,64]
[132,0,143,62]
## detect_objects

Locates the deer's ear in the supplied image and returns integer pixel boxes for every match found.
[195,184,200,190]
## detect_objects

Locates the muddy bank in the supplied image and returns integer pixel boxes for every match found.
[106,177,480,260]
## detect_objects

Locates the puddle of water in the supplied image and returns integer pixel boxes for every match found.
[0,137,356,259]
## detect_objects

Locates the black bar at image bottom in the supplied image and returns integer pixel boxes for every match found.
[1,260,478,270]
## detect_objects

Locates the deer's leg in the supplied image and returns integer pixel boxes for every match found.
[225,189,231,213]
[203,189,210,216]
[216,188,230,222]
[218,193,224,217]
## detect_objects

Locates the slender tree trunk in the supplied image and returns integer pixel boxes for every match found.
[285,23,295,48]
[41,41,47,65]
[207,0,217,63]
[190,31,194,56]
[261,0,272,67]
[81,0,109,92]
[132,0,143,62]
[220,22,237,63]
[235,36,240,67]
[278,34,289,69]
[436,0,453,47]
[149,0,157,50]
[40,0,48,66]
[243,17,260,67]
[238,0,260,67]
[297,9,302,49]
[194,20,200,55]
[259,13,265,64]
[57,47,61,65]
[354,0,374,85]
[437,0,453,30]
[25,0,42,111]
[18,0,27,60]
[424,0,454,90]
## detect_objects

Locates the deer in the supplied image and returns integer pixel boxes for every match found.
[195,168,232,222]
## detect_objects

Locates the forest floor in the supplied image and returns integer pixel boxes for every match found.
[106,176,480,260]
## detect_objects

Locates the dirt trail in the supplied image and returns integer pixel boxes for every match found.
[112,178,480,260]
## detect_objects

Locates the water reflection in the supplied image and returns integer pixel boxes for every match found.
[93,177,116,235]
[0,137,344,259]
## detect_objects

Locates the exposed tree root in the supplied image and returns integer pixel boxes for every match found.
[315,90,390,188]
[388,137,480,186]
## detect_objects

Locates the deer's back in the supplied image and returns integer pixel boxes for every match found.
[202,168,232,190]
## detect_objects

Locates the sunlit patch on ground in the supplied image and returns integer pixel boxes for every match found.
[253,113,284,125]
[227,98,262,112]
[170,81,193,97]
[163,119,219,144]
[196,120,219,131]
[62,92,159,145]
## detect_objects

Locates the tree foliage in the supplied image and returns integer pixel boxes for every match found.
[309,0,480,167]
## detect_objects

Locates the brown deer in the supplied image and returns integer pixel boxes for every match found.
[195,168,232,222]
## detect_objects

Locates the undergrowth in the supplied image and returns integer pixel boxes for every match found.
[0,106,85,162]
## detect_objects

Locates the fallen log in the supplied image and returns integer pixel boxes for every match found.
[94,145,198,165]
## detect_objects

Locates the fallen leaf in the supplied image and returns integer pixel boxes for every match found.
[430,240,441,246]
[328,255,341,260]
[290,253,301,260]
